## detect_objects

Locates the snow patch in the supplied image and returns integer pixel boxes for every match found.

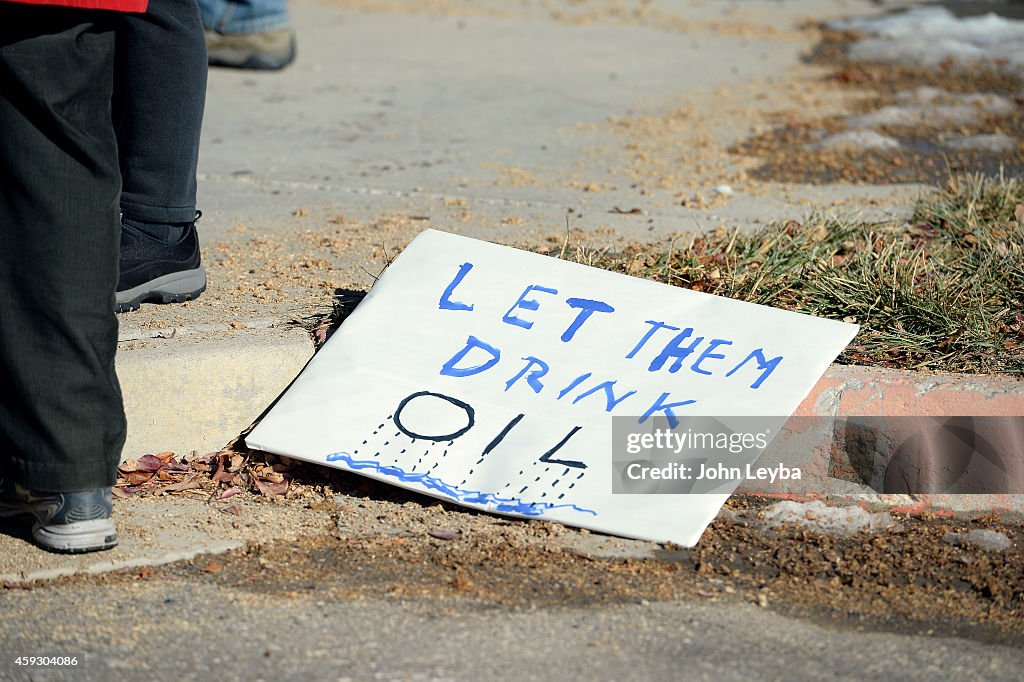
[743,500,899,537]
[807,130,901,151]
[943,529,1013,551]
[846,91,1012,128]
[941,133,1017,152]
[829,7,1024,69]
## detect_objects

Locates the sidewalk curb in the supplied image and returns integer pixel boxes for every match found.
[800,365,1024,418]
[117,325,314,462]
[117,330,1023,516]
[737,364,1024,517]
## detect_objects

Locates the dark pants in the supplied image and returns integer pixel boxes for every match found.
[0,7,125,491]
[116,0,208,224]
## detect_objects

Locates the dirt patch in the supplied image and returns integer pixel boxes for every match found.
[39,493,1024,646]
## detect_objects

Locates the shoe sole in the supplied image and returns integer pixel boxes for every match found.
[116,266,207,313]
[207,34,296,71]
[208,52,294,70]
[32,518,118,554]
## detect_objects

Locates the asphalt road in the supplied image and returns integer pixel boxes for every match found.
[2,579,1022,682]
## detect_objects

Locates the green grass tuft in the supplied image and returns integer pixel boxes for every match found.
[544,174,1024,375]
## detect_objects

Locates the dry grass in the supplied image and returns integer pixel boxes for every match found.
[541,174,1024,375]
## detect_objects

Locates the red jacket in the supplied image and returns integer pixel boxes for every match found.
[4,0,148,11]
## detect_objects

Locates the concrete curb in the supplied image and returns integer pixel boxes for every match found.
[117,325,314,462]
[3,343,1017,585]
[737,365,1024,516]
[800,365,1024,418]
[118,324,1024,516]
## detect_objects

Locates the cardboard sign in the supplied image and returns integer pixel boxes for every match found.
[246,230,857,546]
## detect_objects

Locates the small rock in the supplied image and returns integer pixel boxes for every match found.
[428,529,461,541]
[713,184,735,196]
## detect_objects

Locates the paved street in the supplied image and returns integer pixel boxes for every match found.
[2,580,1022,682]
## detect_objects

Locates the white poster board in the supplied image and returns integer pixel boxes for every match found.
[247,229,857,546]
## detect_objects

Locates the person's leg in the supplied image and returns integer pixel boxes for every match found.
[114,0,209,311]
[200,0,289,33]
[115,0,207,226]
[0,5,123,552]
[198,0,295,70]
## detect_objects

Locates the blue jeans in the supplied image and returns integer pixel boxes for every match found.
[198,0,291,34]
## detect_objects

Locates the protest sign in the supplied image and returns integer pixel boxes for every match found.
[246,229,858,545]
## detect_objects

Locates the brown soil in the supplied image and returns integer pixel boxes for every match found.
[732,29,1024,186]
[44,488,1024,648]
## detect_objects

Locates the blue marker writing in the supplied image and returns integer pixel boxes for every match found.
[503,284,558,330]
[438,262,475,311]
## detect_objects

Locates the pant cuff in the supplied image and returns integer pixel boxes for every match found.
[120,200,198,225]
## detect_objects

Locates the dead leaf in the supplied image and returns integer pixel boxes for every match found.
[1015,204,1024,223]
[314,324,329,345]
[260,471,285,484]
[937,328,965,350]
[255,480,289,496]
[155,477,204,495]
[610,206,643,215]
[212,463,233,484]
[202,562,223,573]
[626,259,646,274]
[135,454,166,473]
[218,487,242,500]
[221,504,244,516]
[124,471,154,485]
[163,460,191,473]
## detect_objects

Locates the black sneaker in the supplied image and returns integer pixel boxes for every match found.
[0,480,118,553]
[116,218,207,313]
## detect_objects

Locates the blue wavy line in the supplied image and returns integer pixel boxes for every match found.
[324,451,597,517]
